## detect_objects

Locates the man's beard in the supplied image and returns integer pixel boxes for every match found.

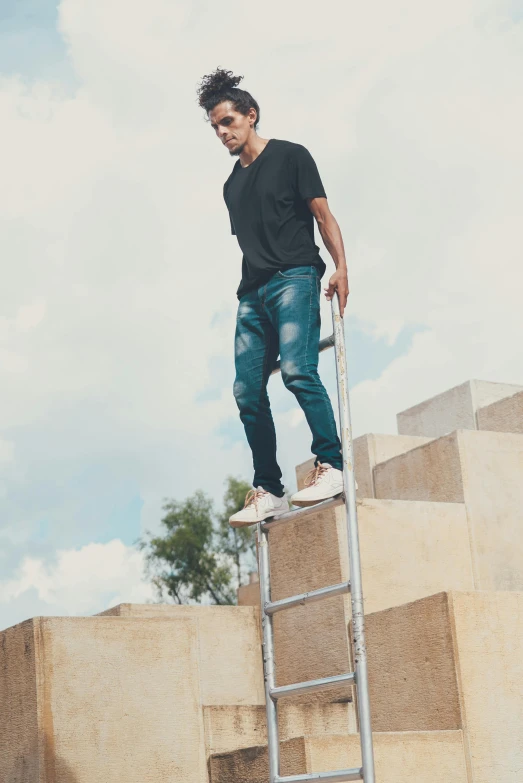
[229,140,245,157]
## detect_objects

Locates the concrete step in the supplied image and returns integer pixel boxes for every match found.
[0,616,210,782]
[208,730,468,783]
[396,379,523,437]
[365,590,523,782]
[242,497,473,700]
[374,428,523,590]
[477,388,523,434]
[296,433,433,499]
[0,609,264,783]
[203,703,356,756]
[98,603,264,706]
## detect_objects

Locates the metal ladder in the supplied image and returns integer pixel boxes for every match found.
[257,294,375,783]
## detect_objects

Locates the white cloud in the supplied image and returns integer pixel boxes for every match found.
[0,0,522,628]
[0,539,153,618]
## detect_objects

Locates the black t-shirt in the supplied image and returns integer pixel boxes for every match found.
[223,139,327,299]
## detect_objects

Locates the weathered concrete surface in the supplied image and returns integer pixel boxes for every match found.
[98,603,264,705]
[365,592,461,732]
[365,591,523,783]
[0,620,39,783]
[374,431,465,503]
[209,731,468,783]
[352,433,433,498]
[305,732,468,781]
[397,379,522,437]
[237,579,260,608]
[262,496,474,698]
[450,591,523,783]
[355,499,474,613]
[477,389,523,434]
[203,703,355,756]
[1,616,209,783]
[268,503,353,704]
[295,433,432,498]
[209,736,307,783]
[374,429,523,590]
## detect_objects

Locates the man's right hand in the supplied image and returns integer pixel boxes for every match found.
[324,268,349,317]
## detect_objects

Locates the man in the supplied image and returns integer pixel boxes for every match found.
[197,68,350,527]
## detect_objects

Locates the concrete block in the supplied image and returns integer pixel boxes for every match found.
[365,591,523,783]
[450,591,523,783]
[265,494,475,704]
[365,592,461,732]
[352,433,433,498]
[268,503,353,704]
[1,616,209,782]
[203,703,355,756]
[237,580,260,609]
[305,732,468,782]
[295,433,432,498]
[397,379,522,437]
[98,603,264,705]
[477,389,523,434]
[374,431,465,503]
[0,620,39,783]
[356,499,474,614]
[209,731,468,783]
[209,736,307,782]
[374,429,523,590]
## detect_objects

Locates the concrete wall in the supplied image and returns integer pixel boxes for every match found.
[0,620,39,783]
[295,433,432,498]
[354,499,474,613]
[0,609,267,783]
[98,604,264,706]
[255,485,475,699]
[374,429,523,591]
[209,731,469,783]
[1,616,209,783]
[253,494,475,718]
[477,389,523,434]
[268,503,353,704]
[397,380,522,437]
[203,703,354,756]
[365,591,523,783]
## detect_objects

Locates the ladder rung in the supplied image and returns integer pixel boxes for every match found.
[265,581,351,615]
[275,768,363,782]
[261,495,344,531]
[270,672,355,700]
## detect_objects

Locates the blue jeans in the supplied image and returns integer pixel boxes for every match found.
[233,265,342,497]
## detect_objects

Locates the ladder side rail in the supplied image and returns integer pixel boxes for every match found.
[331,294,375,783]
[258,522,281,783]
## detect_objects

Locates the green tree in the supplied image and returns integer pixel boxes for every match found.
[216,476,257,587]
[139,476,256,605]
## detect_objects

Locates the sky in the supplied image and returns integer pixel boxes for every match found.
[0,0,522,629]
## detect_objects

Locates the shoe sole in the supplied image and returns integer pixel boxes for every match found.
[291,491,343,508]
[229,509,289,528]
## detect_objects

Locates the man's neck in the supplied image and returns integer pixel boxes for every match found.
[239,135,270,168]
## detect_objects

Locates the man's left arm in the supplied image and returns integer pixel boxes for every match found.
[307,197,349,317]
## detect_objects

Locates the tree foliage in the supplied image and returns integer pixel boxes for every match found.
[139,476,256,605]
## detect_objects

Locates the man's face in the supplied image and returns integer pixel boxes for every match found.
[209,101,256,157]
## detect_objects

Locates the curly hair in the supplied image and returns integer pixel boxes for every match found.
[196,67,260,130]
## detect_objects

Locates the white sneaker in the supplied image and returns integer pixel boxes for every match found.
[291,462,345,507]
[229,488,290,528]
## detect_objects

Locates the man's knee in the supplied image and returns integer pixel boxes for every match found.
[233,378,248,407]
[281,359,305,390]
